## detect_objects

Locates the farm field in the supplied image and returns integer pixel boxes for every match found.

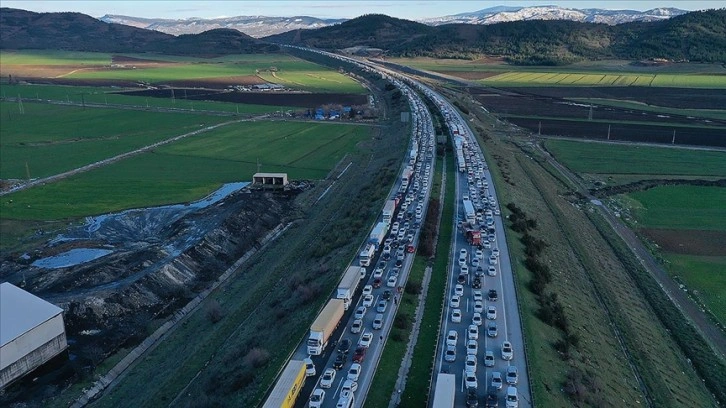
[569,98,726,121]
[0,101,234,180]
[1,121,370,220]
[1,50,366,93]
[480,71,726,88]
[544,138,726,329]
[543,139,726,178]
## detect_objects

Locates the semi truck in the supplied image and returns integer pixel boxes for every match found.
[382,199,397,224]
[261,359,306,408]
[431,373,456,408]
[369,221,389,248]
[463,199,476,226]
[307,299,345,355]
[465,229,482,246]
[359,243,376,267]
[401,167,414,189]
[336,266,363,310]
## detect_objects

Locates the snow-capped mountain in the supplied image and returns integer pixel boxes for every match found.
[100,6,690,38]
[99,14,346,38]
[420,6,688,25]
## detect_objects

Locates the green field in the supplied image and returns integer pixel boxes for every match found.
[480,71,726,88]
[570,98,726,121]
[544,139,726,177]
[665,254,726,324]
[1,50,366,93]
[1,121,370,220]
[0,101,236,179]
[627,186,726,231]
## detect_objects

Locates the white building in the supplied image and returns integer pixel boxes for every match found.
[0,282,67,389]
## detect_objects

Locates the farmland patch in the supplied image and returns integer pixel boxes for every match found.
[641,229,726,256]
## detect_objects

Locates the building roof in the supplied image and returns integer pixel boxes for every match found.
[253,172,288,178]
[0,282,63,347]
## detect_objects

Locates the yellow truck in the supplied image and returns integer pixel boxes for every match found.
[262,359,306,408]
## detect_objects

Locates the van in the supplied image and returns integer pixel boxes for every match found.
[373,313,384,329]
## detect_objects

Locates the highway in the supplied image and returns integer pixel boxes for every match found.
[288,75,438,408]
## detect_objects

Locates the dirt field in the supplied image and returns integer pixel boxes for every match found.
[437,70,499,80]
[118,88,369,107]
[641,228,726,256]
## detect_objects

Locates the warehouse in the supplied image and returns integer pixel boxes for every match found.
[0,282,67,389]
[253,172,289,186]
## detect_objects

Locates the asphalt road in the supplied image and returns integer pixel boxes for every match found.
[430,96,532,408]
[290,83,437,408]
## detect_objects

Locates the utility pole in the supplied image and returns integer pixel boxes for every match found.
[538,121,541,136]
[607,124,611,141]
[81,93,85,110]
[25,161,31,181]
[588,105,593,121]
[672,129,676,144]
[17,94,24,114]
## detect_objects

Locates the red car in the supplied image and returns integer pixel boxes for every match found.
[406,245,415,253]
[352,347,367,363]
[372,278,382,288]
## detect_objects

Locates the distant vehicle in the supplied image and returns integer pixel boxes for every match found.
[473,290,483,302]
[445,345,457,362]
[484,350,495,367]
[446,330,458,346]
[467,386,479,408]
[467,339,479,355]
[489,255,498,265]
[320,368,336,388]
[363,285,373,296]
[468,324,479,340]
[486,386,499,407]
[333,353,345,370]
[347,363,362,382]
[472,312,483,326]
[487,306,497,320]
[308,299,345,355]
[458,274,467,285]
[354,306,366,320]
[452,309,462,323]
[304,357,316,376]
[488,289,498,301]
[487,322,498,337]
[376,299,388,313]
[309,388,325,408]
[501,341,513,360]
[387,275,397,287]
[373,278,382,288]
[359,332,373,348]
[506,366,518,385]
[465,373,478,389]
[455,284,464,296]
[337,339,351,354]
[351,319,362,334]
[352,347,367,363]
[373,313,384,329]
[382,290,392,300]
[474,300,484,314]
[491,371,503,390]
[506,386,518,408]
[362,294,374,308]
[465,354,477,374]
[450,295,461,308]
[472,276,482,289]
[342,379,358,393]
[488,266,497,277]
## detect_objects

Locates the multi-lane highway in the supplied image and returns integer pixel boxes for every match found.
[265,46,531,408]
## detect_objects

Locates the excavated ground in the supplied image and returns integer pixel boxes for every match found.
[0,185,305,400]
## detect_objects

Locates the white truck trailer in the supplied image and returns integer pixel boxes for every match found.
[382,199,397,224]
[463,199,476,226]
[369,221,389,248]
[336,266,363,310]
[432,373,456,408]
[307,299,345,355]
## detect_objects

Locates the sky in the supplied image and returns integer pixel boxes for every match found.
[3,0,722,20]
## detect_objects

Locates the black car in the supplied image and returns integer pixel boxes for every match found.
[488,289,498,301]
[473,277,482,289]
[457,274,467,285]
[486,386,499,407]
[466,387,479,408]
[395,259,403,268]
[337,338,351,354]
[333,353,345,370]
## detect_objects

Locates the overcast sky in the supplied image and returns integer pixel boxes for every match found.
[4,1,721,19]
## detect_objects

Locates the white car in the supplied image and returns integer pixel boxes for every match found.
[492,371,503,390]
[489,255,498,265]
[483,240,492,249]
[387,275,397,287]
[471,258,479,269]
[373,268,384,279]
[506,386,519,408]
[501,341,514,360]
[473,300,484,314]
[461,264,469,275]
[475,249,484,260]
[459,256,467,267]
[450,295,461,308]
[362,285,373,296]
[359,332,373,348]
[351,319,363,334]
[487,306,497,320]
[455,284,464,297]
[492,248,500,257]
[465,354,477,374]
[320,368,336,388]
[465,373,478,389]
[468,324,479,340]
[445,345,456,362]
[309,388,325,408]
[484,350,495,367]
[347,363,361,382]
[304,357,316,376]
[354,306,366,320]
[472,312,483,326]
[446,330,458,347]
[452,309,462,323]
[487,266,497,277]
[506,366,519,385]
[473,290,483,302]
[467,339,478,355]
[362,294,374,308]
[460,248,468,258]
[342,379,358,393]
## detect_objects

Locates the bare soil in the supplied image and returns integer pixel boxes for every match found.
[118,88,369,107]
[437,70,499,80]
[641,228,726,256]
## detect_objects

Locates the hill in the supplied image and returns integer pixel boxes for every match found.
[266,10,726,64]
[0,8,279,55]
